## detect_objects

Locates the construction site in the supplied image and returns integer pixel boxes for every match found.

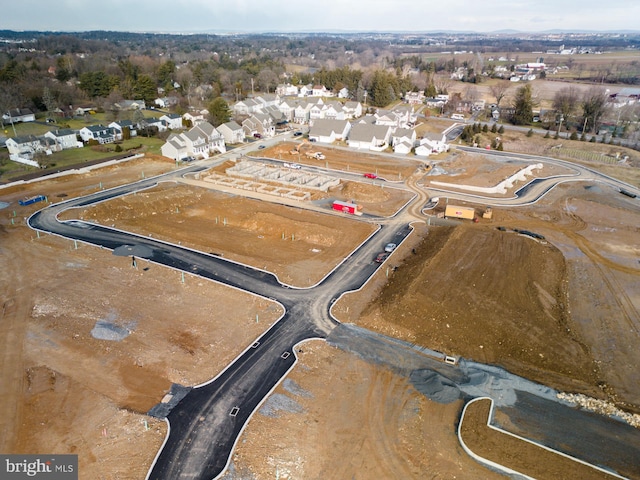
[0,138,639,479]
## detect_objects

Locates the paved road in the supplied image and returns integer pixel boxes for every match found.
[26,146,638,480]
[28,164,411,479]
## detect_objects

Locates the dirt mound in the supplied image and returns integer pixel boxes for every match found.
[339,181,391,203]
[357,225,601,396]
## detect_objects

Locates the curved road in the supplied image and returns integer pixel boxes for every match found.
[26,148,638,480]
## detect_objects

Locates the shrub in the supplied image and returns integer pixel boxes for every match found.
[498,125,504,134]
[526,129,533,137]
[569,131,578,140]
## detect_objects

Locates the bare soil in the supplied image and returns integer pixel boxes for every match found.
[1,148,639,479]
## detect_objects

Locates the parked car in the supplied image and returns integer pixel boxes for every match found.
[258,145,265,149]
[293,131,303,137]
[375,252,390,263]
[253,133,262,139]
[384,243,397,253]
[289,163,301,169]
[363,173,377,179]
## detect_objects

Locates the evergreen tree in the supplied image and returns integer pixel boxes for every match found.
[512,84,534,125]
[207,97,231,127]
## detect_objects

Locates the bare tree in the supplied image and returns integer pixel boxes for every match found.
[489,81,510,107]
[552,86,579,131]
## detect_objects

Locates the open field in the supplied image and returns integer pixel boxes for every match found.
[1,139,639,479]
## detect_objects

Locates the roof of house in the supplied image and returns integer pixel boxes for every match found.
[309,119,349,137]
[46,128,75,137]
[422,132,446,142]
[220,120,242,131]
[348,123,390,143]
[393,128,415,139]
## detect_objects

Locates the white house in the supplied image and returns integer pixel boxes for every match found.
[276,83,299,96]
[418,132,449,154]
[347,123,392,151]
[142,117,168,133]
[233,98,262,116]
[108,120,137,140]
[5,135,47,158]
[217,121,244,144]
[308,119,351,144]
[79,125,116,144]
[43,129,81,150]
[183,111,206,127]
[114,99,146,111]
[154,96,179,108]
[343,101,363,119]
[404,91,425,105]
[337,87,350,99]
[161,121,225,160]
[394,140,414,155]
[3,108,35,123]
[159,113,183,130]
[311,85,331,97]
[392,128,416,148]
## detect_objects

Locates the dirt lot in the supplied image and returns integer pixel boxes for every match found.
[1,147,639,479]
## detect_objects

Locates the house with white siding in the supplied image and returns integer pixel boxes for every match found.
[217,121,245,144]
[79,125,116,144]
[159,113,183,130]
[43,129,81,150]
[347,123,392,151]
[308,119,351,144]
[161,121,225,161]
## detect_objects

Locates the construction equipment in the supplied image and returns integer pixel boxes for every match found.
[289,139,309,155]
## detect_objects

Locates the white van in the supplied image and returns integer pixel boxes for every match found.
[451,113,465,120]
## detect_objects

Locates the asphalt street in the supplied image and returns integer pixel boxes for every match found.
[25,147,639,480]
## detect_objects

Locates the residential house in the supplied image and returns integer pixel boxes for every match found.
[278,98,299,122]
[392,128,417,148]
[142,117,167,133]
[159,113,183,130]
[394,140,414,155]
[108,120,137,140]
[3,108,35,123]
[404,91,425,105]
[160,121,225,161]
[308,119,351,144]
[417,132,449,155]
[114,99,146,111]
[337,87,350,99]
[293,100,316,124]
[74,105,96,116]
[343,101,363,119]
[347,123,392,151]
[43,129,81,150]
[276,83,299,96]
[6,135,48,158]
[425,97,447,110]
[242,113,275,138]
[79,125,116,144]
[255,93,280,109]
[154,96,179,109]
[233,98,262,116]
[311,85,331,97]
[218,121,245,144]
[182,111,206,127]
[298,84,312,97]
[262,104,287,126]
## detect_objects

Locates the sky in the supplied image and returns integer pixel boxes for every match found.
[2,0,639,33]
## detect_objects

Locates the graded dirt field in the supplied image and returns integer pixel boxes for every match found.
[1,147,639,479]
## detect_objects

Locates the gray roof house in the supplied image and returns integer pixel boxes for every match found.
[308,119,351,144]
[217,121,244,144]
[347,123,392,151]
